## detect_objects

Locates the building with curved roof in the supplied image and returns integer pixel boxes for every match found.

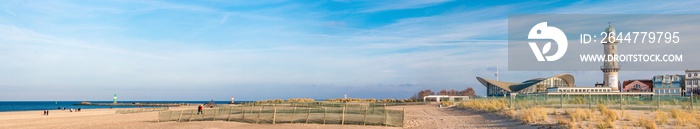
[477,73,575,96]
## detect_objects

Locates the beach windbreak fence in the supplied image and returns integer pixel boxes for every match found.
[157,103,407,127]
[115,107,169,114]
[480,93,700,112]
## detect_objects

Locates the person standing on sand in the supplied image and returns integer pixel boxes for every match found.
[197,105,203,114]
[46,110,49,115]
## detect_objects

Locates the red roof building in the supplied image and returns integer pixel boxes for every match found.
[622,80,653,92]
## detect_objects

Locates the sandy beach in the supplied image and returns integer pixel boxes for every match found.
[0,104,535,129]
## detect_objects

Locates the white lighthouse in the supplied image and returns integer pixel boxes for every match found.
[602,23,620,92]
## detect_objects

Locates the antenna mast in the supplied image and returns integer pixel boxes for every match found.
[495,65,499,81]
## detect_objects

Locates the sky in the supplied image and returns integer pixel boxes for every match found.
[1,0,699,101]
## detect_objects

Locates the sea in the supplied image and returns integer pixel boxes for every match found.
[0,101,253,112]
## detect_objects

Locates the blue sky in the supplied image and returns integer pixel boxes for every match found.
[1,0,699,101]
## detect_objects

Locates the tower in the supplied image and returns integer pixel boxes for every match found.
[113,94,118,104]
[602,23,620,92]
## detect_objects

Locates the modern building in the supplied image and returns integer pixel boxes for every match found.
[601,23,621,92]
[621,80,653,92]
[477,73,575,96]
[477,73,654,96]
[686,70,700,95]
[653,75,684,96]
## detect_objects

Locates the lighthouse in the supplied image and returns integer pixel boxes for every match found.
[601,23,620,92]
[113,94,118,104]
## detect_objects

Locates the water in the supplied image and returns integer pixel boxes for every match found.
[0,101,253,112]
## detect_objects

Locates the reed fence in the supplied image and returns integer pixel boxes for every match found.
[157,103,412,127]
[116,107,169,114]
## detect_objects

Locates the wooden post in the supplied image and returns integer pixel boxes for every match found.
[305,107,311,124]
[384,106,388,127]
[545,93,548,104]
[256,108,262,124]
[560,92,563,109]
[534,94,537,106]
[342,104,346,125]
[620,92,623,110]
[291,106,297,124]
[213,108,219,121]
[188,110,194,122]
[227,107,233,121]
[273,107,277,124]
[241,106,246,121]
[323,107,327,125]
[657,94,660,111]
[157,111,161,122]
[178,110,184,122]
[167,110,172,121]
[361,106,368,126]
[588,92,591,109]
[402,107,406,127]
[510,94,513,109]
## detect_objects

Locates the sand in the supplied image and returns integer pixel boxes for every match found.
[0,104,535,129]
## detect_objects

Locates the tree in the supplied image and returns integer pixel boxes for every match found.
[464,87,476,97]
[412,89,435,100]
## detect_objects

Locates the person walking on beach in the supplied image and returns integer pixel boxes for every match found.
[197,105,203,114]
[46,110,49,115]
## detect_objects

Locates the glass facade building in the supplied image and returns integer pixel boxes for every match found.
[478,74,575,96]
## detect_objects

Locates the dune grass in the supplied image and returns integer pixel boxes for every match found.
[594,118,615,129]
[638,115,657,129]
[457,99,507,112]
[654,110,667,125]
[520,107,548,124]
[597,104,619,121]
[566,108,595,122]
[457,98,700,128]
[669,109,693,126]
